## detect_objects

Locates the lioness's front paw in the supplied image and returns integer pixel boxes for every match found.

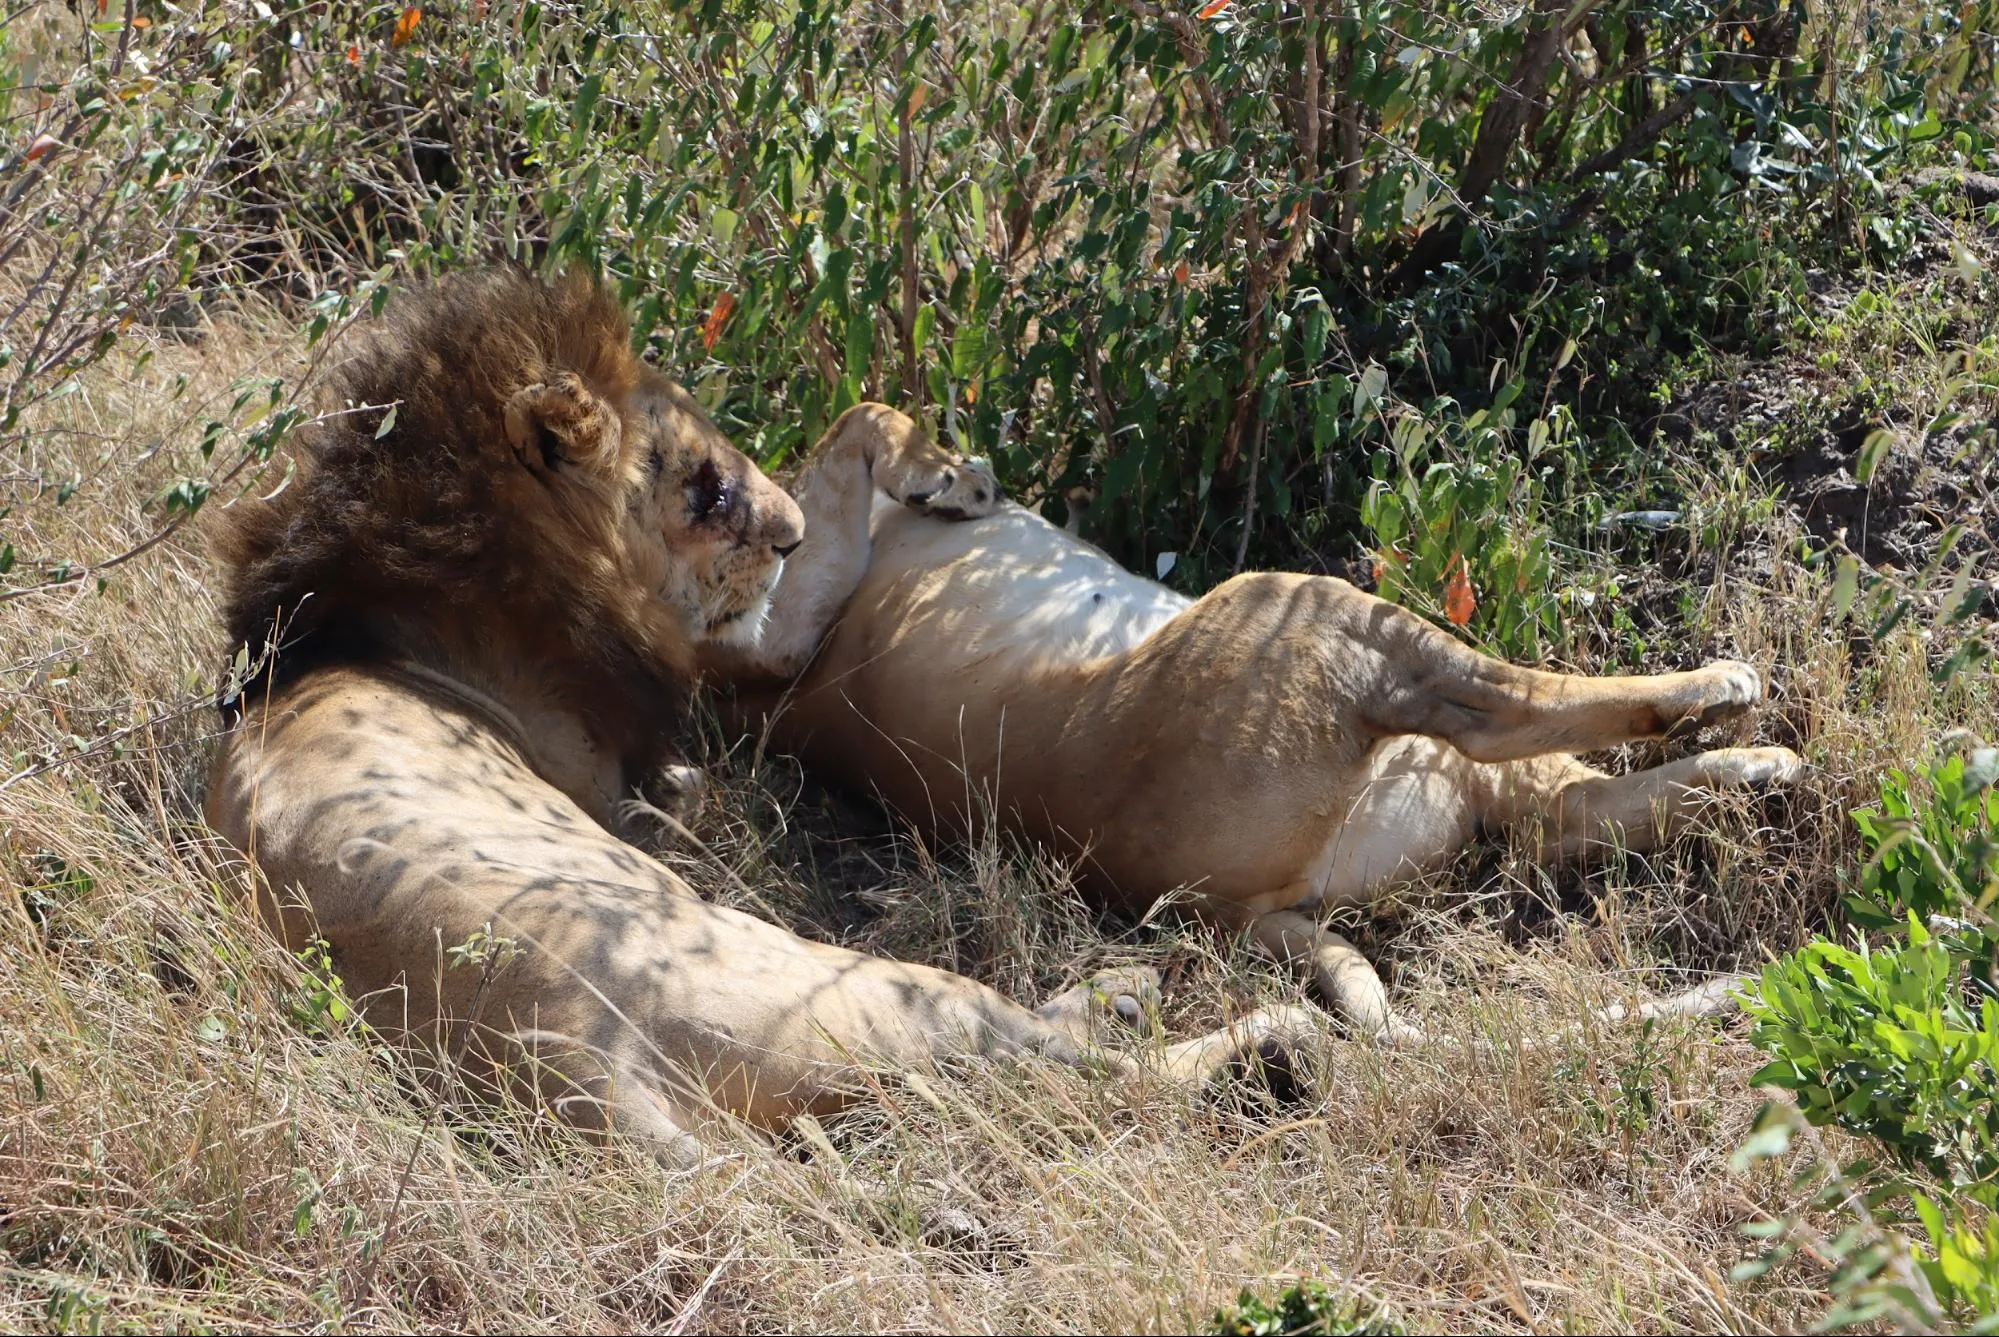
[872,436,1001,521]
[904,455,1000,522]
[1083,965,1163,1029]
[1036,964,1162,1038]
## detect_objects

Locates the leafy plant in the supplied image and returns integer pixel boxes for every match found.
[1210,1279,1403,1336]
[1747,919,1998,1194]
[1741,750,1999,1330]
[16,0,1985,604]
[286,937,355,1038]
[1849,751,1999,951]
[1913,1190,1999,1325]
[1360,387,1575,659]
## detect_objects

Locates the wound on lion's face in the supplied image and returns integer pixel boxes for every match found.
[687,458,726,524]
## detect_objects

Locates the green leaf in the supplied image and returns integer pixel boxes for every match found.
[1732,1105,1797,1171]
[1855,428,1895,483]
[1356,363,1388,414]
[1832,555,1860,617]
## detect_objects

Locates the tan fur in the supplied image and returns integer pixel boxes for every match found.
[720,405,1805,1042]
[203,273,1305,1162]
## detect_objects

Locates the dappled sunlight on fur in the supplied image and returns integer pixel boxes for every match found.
[1,296,1985,1331]
[714,404,1806,1044]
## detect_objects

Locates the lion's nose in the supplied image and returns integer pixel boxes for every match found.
[773,539,802,559]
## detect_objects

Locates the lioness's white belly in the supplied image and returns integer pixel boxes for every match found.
[867,496,1189,665]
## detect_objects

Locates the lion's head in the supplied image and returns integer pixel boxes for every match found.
[213,268,801,741]
[500,361,803,647]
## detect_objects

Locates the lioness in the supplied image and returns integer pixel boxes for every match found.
[713,405,1804,1041]
[203,270,1304,1163]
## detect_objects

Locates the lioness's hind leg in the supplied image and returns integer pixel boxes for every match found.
[1295,577,1770,759]
[1486,746,1803,859]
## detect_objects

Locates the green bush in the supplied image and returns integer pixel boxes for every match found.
[9,0,1991,607]
[1743,753,1999,1330]
[1748,919,1997,1194]
[1209,1279,1403,1336]
[1850,751,1999,958]
[1359,384,1573,660]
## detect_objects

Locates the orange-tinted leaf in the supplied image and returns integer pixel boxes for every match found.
[130,14,150,26]
[964,380,979,405]
[907,82,928,116]
[25,134,60,163]
[1173,260,1190,285]
[1443,555,1476,627]
[347,43,361,64]
[700,292,738,352]
[392,6,421,47]
[1198,0,1230,17]
[471,0,487,15]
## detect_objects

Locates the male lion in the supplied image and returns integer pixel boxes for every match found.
[711,405,1805,1042]
[204,270,1303,1164]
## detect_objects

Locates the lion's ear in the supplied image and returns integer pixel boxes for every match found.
[503,371,623,475]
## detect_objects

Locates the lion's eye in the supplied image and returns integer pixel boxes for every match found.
[687,458,729,523]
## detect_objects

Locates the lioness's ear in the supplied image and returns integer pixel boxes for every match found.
[504,371,622,474]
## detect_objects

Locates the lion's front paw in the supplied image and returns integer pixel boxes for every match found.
[619,763,708,847]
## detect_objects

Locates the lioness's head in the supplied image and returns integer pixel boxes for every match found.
[214,268,802,709]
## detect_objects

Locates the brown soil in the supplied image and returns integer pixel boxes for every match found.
[1658,363,1998,576]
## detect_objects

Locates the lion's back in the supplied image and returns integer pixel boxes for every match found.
[206,666,679,975]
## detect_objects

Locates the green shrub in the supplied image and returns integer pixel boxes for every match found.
[11,0,1990,608]
[1360,386,1575,661]
[1742,752,1999,1330]
[1849,752,1999,959]
[1747,919,1998,1195]
[1209,1279,1403,1336]
[1912,1191,1999,1326]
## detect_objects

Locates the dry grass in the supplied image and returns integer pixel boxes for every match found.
[2,256,1995,1333]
